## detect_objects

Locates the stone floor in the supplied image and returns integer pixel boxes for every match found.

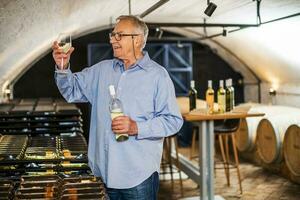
[158,147,300,200]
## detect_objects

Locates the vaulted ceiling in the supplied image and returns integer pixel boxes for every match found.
[0,0,300,92]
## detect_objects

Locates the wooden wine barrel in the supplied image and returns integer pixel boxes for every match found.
[283,125,300,178]
[234,103,259,152]
[235,104,293,152]
[236,118,259,152]
[257,114,300,164]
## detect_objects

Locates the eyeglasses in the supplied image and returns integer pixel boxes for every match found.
[109,32,141,41]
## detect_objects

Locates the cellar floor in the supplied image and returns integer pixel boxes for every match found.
[158,146,300,200]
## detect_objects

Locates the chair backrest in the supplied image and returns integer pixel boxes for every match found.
[214,119,241,133]
[223,119,240,131]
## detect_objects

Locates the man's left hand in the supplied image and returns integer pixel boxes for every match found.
[111,116,138,135]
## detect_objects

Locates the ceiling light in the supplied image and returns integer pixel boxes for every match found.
[177,40,184,48]
[155,27,164,39]
[204,1,217,17]
[222,28,227,36]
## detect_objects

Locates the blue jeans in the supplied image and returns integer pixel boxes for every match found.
[106,172,159,200]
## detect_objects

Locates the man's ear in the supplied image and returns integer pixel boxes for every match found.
[134,36,143,50]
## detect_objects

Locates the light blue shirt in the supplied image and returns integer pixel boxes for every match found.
[54,52,183,189]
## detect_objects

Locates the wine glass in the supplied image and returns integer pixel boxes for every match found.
[57,33,72,69]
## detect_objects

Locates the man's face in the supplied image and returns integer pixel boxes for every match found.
[110,20,141,60]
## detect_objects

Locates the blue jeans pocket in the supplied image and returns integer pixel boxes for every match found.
[107,172,159,200]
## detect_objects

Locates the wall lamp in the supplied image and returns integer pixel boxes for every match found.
[269,88,276,96]
[222,28,227,36]
[204,0,217,17]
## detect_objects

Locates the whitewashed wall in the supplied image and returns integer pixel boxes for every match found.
[260,82,300,108]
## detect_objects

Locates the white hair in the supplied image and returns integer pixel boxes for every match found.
[116,15,149,49]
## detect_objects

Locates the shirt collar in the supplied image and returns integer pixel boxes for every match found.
[113,51,151,71]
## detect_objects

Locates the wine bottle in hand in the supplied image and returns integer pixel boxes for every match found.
[109,85,129,142]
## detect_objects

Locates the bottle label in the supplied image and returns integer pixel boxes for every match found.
[206,88,214,114]
[110,110,128,142]
[111,111,123,119]
[218,95,226,113]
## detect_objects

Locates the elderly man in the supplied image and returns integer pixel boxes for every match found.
[52,15,183,200]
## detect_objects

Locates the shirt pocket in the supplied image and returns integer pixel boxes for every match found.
[133,90,155,121]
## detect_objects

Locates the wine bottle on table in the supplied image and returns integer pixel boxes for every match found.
[189,80,197,111]
[225,79,232,112]
[217,80,226,113]
[109,85,128,142]
[206,80,214,114]
[228,78,235,110]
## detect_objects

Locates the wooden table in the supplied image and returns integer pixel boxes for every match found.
[179,109,264,200]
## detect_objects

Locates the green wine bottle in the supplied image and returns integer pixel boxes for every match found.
[225,79,231,112]
[228,78,235,110]
[217,80,226,113]
[189,80,197,111]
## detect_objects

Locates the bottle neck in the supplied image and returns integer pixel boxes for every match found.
[227,79,232,87]
[110,94,116,99]
[219,80,224,88]
[226,82,231,88]
[190,80,195,89]
[208,80,212,88]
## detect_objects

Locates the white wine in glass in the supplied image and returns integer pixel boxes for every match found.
[57,33,72,68]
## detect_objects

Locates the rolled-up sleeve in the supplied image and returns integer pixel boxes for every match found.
[54,65,97,103]
[136,70,183,139]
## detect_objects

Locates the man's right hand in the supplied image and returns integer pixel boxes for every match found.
[52,41,75,70]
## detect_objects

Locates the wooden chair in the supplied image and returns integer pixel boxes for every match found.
[215,119,243,194]
[161,134,184,197]
[189,119,243,194]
